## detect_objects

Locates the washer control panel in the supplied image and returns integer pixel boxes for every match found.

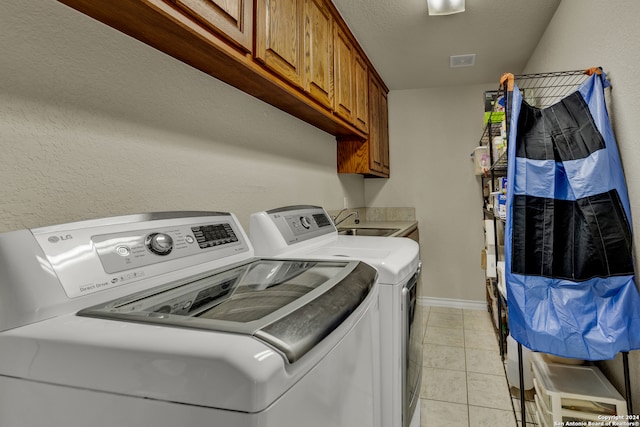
[265,206,336,245]
[32,212,249,298]
[92,221,240,274]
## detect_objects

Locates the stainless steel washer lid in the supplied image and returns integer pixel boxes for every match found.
[78,258,377,363]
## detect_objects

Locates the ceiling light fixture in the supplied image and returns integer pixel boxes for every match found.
[427,0,465,15]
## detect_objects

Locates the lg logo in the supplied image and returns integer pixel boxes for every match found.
[48,235,73,243]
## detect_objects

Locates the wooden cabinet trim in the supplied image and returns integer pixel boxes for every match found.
[380,90,390,174]
[368,75,382,172]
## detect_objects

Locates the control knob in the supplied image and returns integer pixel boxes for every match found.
[145,232,174,255]
[300,216,312,229]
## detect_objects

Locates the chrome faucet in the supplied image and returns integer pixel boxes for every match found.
[332,209,360,226]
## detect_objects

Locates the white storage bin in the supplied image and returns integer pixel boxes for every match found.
[531,352,627,425]
[506,335,534,391]
[534,392,551,427]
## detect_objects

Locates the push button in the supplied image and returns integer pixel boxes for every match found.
[115,245,131,257]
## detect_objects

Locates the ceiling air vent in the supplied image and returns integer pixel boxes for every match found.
[450,54,476,68]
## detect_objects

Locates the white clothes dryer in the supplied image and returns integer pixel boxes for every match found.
[0,211,380,427]
[250,205,423,427]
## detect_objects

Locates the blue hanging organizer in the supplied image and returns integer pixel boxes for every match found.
[503,68,640,361]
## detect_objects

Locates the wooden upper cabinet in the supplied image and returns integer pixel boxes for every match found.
[303,0,333,109]
[170,0,253,52]
[353,51,369,133]
[255,0,304,88]
[333,25,354,123]
[336,73,389,177]
[56,0,388,176]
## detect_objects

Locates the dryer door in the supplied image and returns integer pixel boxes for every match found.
[402,263,423,427]
[79,259,377,362]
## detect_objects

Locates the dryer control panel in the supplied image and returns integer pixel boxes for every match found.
[31,212,251,299]
[260,205,336,245]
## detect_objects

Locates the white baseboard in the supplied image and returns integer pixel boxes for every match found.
[419,296,487,311]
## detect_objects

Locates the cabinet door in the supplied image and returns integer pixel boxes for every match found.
[255,0,304,88]
[171,0,253,52]
[367,75,389,175]
[333,25,354,123]
[379,90,390,174]
[353,52,369,133]
[304,0,333,109]
[404,228,419,243]
[368,75,383,172]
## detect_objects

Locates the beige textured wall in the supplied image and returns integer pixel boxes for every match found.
[523,0,640,412]
[0,0,364,233]
[366,83,495,305]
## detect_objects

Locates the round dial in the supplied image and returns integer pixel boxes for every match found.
[145,232,174,255]
[300,216,312,229]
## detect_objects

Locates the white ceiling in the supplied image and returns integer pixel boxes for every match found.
[332,0,561,90]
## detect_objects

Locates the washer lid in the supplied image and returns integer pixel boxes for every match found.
[78,258,376,363]
[250,206,420,284]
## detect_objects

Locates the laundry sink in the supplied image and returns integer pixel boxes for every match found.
[337,227,399,237]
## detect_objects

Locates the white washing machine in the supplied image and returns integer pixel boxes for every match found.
[250,205,423,427]
[0,211,381,427]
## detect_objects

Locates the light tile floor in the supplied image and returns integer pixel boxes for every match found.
[420,306,536,427]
